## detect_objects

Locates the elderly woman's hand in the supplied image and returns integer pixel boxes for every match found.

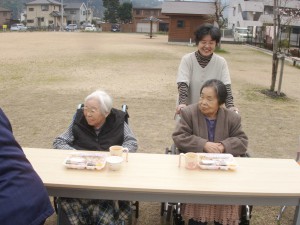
[204,142,225,153]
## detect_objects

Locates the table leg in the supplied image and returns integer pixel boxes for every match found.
[293,200,300,225]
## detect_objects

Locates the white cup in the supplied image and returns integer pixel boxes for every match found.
[109,145,129,162]
[106,156,124,171]
[179,152,198,169]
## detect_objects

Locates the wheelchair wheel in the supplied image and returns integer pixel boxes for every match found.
[172,204,185,225]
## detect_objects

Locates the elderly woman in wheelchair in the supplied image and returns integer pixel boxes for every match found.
[53,90,138,225]
[172,79,248,225]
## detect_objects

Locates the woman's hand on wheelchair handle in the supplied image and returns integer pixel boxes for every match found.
[176,104,187,114]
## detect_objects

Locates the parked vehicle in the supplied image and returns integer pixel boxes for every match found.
[234,27,252,42]
[85,24,97,32]
[65,24,78,31]
[10,24,27,31]
[111,24,120,32]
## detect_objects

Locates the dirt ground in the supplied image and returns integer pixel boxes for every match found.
[0,32,299,225]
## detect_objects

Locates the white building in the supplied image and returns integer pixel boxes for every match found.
[228,0,300,45]
[64,3,90,26]
[228,0,300,29]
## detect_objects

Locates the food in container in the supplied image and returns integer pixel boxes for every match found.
[198,153,237,170]
[63,152,106,170]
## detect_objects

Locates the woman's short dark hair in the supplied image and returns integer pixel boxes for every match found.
[194,23,221,45]
[200,79,227,105]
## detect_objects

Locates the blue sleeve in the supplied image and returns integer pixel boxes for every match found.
[0,108,54,225]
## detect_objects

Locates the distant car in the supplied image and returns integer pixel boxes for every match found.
[65,24,78,31]
[234,27,252,42]
[111,24,120,32]
[85,24,97,32]
[10,24,27,31]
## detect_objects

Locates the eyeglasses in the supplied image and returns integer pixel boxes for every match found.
[83,106,99,115]
[199,41,216,46]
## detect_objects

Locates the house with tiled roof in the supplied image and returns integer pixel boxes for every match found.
[0,7,12,27]
[64,2,91,26]
[161,1,216,42]
[25,0,66,29]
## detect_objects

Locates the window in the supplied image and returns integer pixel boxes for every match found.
[41,17,44,22]
[177,20,184,28]
[136,10,140,15]
[49,20,53,24]
[41,5,49,11]
[29,8,34,11]
[27,20,34,23]
[70,10,76,14]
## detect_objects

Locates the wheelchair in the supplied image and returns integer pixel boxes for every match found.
[160,143,252,225]
[54,104,139,225]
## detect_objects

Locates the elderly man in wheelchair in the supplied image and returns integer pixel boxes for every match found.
[171,79,249,225]
[53,90,138,225]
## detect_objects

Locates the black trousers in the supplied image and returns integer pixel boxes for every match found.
[188,219,223,225]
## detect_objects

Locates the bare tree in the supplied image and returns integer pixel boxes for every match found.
[214,0,228,29]
[213,0,229,48]
[270,0,300,93]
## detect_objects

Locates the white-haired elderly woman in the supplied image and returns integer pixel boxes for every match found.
[173,79,248,225]
[53,90,138,225]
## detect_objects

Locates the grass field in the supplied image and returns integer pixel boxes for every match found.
[0,32,299,225]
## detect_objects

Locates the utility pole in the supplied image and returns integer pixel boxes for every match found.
[61,0,64,31]
[86,0,88,23]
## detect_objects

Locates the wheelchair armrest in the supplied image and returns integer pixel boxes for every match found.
[165,144,179,155]
[240,152,251,158]
[297,152,300,163]
[122,104,128,113]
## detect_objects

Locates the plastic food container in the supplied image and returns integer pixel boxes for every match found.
[63,152,106,170]
[198,153,237,170]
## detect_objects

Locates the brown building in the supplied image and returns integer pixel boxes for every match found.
[0,7,12,27]
[132,4,170,33]
[161,1,216,43]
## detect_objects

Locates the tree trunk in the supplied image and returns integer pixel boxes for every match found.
[277,54,285,95]
[270,0,278,92]
[270,53,278,91]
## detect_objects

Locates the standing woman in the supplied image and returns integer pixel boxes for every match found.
[176,23,238,114]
